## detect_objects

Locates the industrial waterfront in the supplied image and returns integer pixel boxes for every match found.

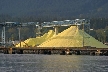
[1,0,108,72]
[0,19,108,55]
[0,19,108,72]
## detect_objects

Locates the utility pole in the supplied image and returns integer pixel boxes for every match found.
[83,22,84,47]
[18,26,21,48]
[2,25,6,47]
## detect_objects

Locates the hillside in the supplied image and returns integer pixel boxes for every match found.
[0,0,108,18]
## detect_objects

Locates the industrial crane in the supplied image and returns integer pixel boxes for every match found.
[41,19,90,35]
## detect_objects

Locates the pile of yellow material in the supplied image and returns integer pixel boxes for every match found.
[15,30,54,47]
[38,26,108,48]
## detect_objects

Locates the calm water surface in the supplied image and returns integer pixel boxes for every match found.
[0,54,108,72]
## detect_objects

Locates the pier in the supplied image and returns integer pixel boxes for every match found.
[0,47,108,56]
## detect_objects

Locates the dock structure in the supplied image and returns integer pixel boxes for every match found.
[0,47,108,56]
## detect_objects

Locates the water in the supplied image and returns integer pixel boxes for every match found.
[0,54,108,72]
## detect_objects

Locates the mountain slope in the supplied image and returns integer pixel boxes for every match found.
[0,0,108,18]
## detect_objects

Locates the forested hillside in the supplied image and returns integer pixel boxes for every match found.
[0,0,108,18]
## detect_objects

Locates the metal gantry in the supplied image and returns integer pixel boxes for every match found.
[41,19,90,35]
[41,19,90,27]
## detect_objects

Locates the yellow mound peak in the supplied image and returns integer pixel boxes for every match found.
[38,26,108,48]
[15,30,54,47]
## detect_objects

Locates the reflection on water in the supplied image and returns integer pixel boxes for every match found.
[0,54,108,72]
